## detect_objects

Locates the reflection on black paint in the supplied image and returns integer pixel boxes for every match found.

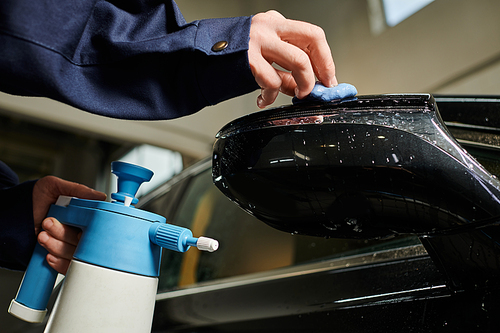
[213,95,500,290]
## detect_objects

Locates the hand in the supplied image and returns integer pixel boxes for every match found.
[248,10,337,108]
[33,176,106,274]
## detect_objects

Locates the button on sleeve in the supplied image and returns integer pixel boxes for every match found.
[211,41,228,52]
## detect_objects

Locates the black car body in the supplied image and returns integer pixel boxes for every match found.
[142,95,500,332]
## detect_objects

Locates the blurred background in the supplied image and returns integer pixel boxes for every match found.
[1,0,499,195]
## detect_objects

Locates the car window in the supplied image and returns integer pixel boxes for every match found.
[447,128,500,178]
[141,180,187,220]
[156,168,420,292]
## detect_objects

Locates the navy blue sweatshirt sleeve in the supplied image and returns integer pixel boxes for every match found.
[0,162,37,271]
[0,0,259,120]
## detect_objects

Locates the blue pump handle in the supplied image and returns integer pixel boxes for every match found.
[14,242,57,312]
[12,202,70,314]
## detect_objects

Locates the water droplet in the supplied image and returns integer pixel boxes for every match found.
[346,218,357,225]
[323,223,340,231]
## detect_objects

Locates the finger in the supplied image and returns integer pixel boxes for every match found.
[273,19,337,88]
[277,71,297,97]
[308,43,337,88]
[259,85,280,109]
[33,176,106,227]
[38,231,77,261]
[263,41,316,99]
[38,233,78,261]
[35,176,106,202]
[257,70,298,108]
[54,178,106,201]
[309,49,338,87]
[46,253,71,275]
[42,218,80,245]
[249,52,282,108]
[265,10,286,19]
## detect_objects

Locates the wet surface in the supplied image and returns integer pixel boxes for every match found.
[213,94,500,290]
[213,95,500,238]
[215,123,500,238]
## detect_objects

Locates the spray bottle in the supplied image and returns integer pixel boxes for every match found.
[8,161,218,332]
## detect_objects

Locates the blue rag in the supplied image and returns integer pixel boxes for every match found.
[292,82,358,104]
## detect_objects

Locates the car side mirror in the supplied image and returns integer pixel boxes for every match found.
[212,94,500,290]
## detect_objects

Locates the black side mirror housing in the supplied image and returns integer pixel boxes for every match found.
[213,94,500,291]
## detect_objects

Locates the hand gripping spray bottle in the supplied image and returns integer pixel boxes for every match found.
[8,161,218,332]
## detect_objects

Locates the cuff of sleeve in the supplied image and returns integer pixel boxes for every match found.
[0,180,37,271]
[194,16,259,106]
[194,16,253,55]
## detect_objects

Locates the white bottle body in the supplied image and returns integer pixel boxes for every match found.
[44,259,158,333]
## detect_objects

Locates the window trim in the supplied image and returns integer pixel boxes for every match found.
[156,244,428,300]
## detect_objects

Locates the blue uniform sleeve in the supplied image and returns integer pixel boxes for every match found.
[0,162,37,271]
[0,0,259,120]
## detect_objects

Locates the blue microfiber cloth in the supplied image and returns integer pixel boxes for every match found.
[292,82,358,104]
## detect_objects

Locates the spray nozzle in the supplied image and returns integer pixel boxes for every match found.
[194,237,219,252]
[149,223,219,253]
